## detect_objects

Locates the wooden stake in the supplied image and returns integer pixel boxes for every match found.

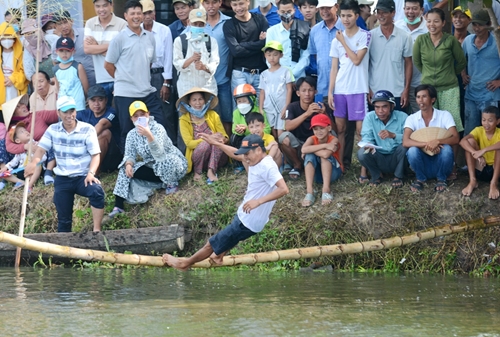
[2,216,500,268]
[15,0,42,268]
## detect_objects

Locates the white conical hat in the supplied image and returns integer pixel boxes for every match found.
[2,94,29,128]
[176,87,218,115]
[410,127,452,156]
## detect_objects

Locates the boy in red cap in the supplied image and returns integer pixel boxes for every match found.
[300,113,342,206]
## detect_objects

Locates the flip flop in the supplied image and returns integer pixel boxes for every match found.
[369,178,382,186]
[13,181,24,190]
[410,180,424,192]
[391,177,403,188]
[321,192,333,205]
[358,176,369,184]
[435,180,447,193]
[301,193,315,207]
[289,169,301,180]
[233,166,245,174]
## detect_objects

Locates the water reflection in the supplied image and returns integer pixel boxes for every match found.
[0,269,498,336]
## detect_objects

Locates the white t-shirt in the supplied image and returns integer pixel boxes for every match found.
[329,28,371,95]
[259,66,294,117]
[404,108,456,131]
[237,155,283,233]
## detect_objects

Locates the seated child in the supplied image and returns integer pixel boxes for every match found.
[0,122,46,191]
[231,84,272,173]
[301,113,343,207]
[460,106,500,199]
[259,41,294,139]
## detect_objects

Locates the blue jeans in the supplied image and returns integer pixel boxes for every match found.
[215,81,233,123]
[406,145,454,182]
[304,153,342,184]
[53,175,105,232]
[464,99,498,135]
[208,214,256,255]
[231,69,261,111]
[99,82,114,108]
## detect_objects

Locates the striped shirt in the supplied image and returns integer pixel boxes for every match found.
[38,121,100,177]
[84,14,127,84]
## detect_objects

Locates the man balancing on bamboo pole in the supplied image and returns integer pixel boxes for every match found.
[162,134,289,271]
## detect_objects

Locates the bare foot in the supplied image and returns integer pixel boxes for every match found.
[209,251,225,265]
[462,181,478,197]
[489,183,499,200]
[207,169,218,182]
[194,173,202,181]
[162,254,190,271]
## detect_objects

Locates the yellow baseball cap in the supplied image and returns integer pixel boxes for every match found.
[262,40,284,53]
[452,6,472,19]
[129,101,148,116]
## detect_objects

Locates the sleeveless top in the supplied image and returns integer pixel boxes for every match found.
[53,61,85,110]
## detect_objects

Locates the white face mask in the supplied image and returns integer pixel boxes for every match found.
[45,29,55,35]
[258,0,271,7]
[1,39,14,49]
[237,103,252,115]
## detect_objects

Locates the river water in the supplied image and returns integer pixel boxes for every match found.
[0,268,498,336]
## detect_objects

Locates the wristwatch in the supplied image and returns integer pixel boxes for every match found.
[163,83,171,88]
[89,170,95,176]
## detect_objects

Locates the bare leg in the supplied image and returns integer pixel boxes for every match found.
[46,159,56,170]
[302,161,315,207]
[335,117,346,166]
[462,138,479,197]
[91,206,104,231]
[272,148,283,168]
[209,250,227,265]
[162,241,215,271]
[320,157,333,205]
[207,168,218,182]
[355,120,368,180]
[281,136,302,170]
[489,149,500,200]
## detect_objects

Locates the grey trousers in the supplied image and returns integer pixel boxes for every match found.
[357,144,408,181]
[150,72,179,147]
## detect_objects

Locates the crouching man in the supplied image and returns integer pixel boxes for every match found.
[25,96,105,232]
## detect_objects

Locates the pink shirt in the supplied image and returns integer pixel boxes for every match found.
[6,110,58,154]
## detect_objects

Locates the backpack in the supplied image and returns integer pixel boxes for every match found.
[180,33,211,58]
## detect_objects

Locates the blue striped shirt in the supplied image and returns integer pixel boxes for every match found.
[309,20,338,96]
[39,121,100,177]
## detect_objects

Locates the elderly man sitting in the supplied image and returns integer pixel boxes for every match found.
[357,90,408,187]
[402,84,460,192]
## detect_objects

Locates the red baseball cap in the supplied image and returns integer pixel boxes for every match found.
[310,114,331,129]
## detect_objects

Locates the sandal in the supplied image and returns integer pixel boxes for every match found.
[435,180,447,193]
[391,177,403,188]
[358,175,369,184]
[289,169,301,180]
[369,178,382,186]
[233,166,245,175]
[447,171,458,181]
[410,180,424,192]
[206,174,218,185]
[321,192,333,205]
[301,193,315,207]
[108,207,125,219]
[166,183,179,195]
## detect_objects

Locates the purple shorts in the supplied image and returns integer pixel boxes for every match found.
[333,93,367,121]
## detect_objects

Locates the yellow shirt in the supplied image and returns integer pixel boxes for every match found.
[470,126,500,166]
[262,133,276,152]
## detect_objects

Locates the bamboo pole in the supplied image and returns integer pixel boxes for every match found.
[15,0,42,267]
[1,216,500,268]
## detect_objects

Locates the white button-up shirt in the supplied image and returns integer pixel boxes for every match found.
[141,21,173,80]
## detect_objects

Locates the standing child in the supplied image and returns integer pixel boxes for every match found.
[162,134,289,270]
[259,41,294,139]
[53,37,88,112]
[460,106,500,199]
[328,0,370,178]
[0,122,46,191]
[301,114,343,207]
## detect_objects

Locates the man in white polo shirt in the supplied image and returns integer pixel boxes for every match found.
[84,0,126,106]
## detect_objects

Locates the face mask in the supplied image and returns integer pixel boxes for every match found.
[181,96,213,118]
[46,29,55,35]
[404,16,421,25]
[56,55,74,64]
[12,24,19,33]
[26,35,38,46]
[133,117,150,127]
[237,103,252,115]
[280,13,293,24]
[190,26,205,39]
[258,0,271,7]
[1,39,14,49]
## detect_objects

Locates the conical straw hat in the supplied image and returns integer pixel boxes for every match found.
[176,87,218,115]
[2,94,29,128]
[410,127,452,156]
